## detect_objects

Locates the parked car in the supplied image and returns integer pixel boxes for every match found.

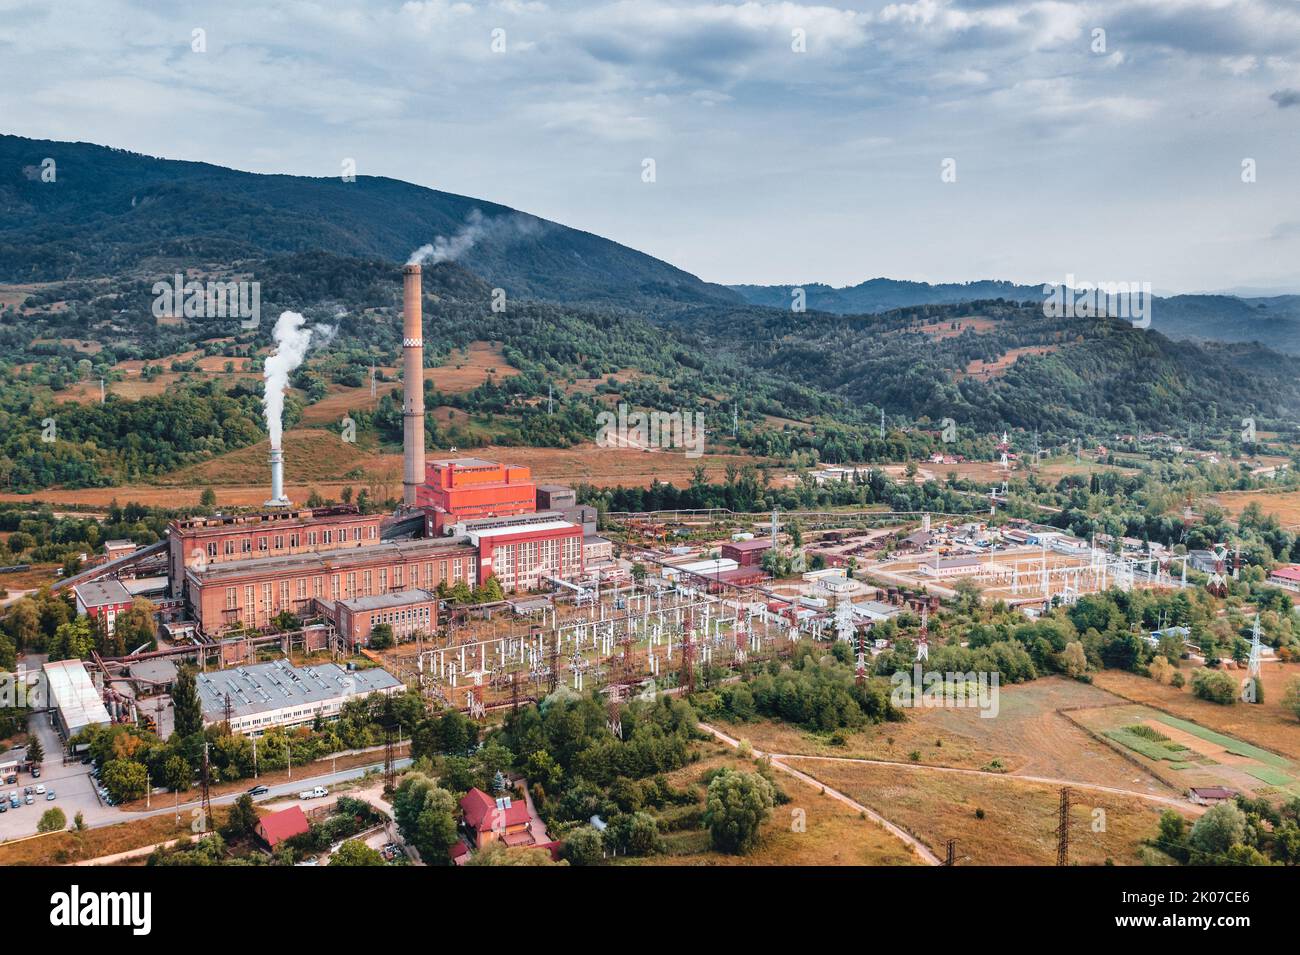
[246,784,269,797]
[297,786,328,800]
[46,789,56,801]
[34,784,45,795]
[31,767,40,778]
[24,794,33,805]
[0,802,7,813]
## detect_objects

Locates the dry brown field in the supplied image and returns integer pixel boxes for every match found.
[963,345,1060,381]
[781,756,1181,865]
[1211,490,1300,529]
[623,742,920,866]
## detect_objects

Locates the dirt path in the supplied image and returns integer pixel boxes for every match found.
[760,748,1202,814]
[699,724,942,865]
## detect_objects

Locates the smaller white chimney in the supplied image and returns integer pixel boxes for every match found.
[265,448,290,508]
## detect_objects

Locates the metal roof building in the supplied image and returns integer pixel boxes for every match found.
[195,659,403,735]
[43,659,113,739]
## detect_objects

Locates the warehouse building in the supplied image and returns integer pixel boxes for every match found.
[195,659,404,735]
[43,659,113,740]
[334,589,440,648]
[458,513,584,592]
[73,578,134,637]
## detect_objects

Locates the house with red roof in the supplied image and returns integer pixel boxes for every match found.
[256,805,311,849]
[459,787,533,848]
[1268,565,1300,592]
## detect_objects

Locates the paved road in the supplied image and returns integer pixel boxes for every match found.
[700,723,942,865]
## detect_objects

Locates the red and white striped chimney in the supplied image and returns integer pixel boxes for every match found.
[402,264,425,507]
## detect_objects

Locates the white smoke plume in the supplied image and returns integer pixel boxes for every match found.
[263,310,331,450]
[406,208,543,267]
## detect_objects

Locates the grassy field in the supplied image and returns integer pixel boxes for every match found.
[621,742,921,866]
[1068,701,1300,800]
[1091,664,1300,763]
[781,757,1183,866]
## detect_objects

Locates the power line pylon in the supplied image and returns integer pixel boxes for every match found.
[383,722,397,794]
[943,839,956,866]
[1056,787,1072,866]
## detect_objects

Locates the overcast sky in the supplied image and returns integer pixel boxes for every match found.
[4,0,1300,293]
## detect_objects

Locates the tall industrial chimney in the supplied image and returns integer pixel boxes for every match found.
[266,447,290,507]
[402,264,425,507]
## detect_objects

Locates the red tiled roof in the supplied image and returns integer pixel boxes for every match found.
[459,787,530,831]
[256,805,311,848]
[1270,566,1300,582]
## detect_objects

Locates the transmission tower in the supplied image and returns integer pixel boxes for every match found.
[383,722,397,793]
[943,839,956,866]
[1055,787,1073,866]
[680,611,697,695]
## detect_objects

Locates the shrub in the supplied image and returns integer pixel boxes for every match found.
[1191,668,1237,705]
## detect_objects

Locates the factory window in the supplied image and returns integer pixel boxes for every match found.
[224,540,234,556]
[369,526,377,539]
[244,585,255,610]
[313,576,323,598]
[346,572,356,598]
[290,533,299,548]
[362,570,372,595]
[394,565,404,588]
[242,539,252,553]
[297,578,306,599]
[308,531,317,546]
[379,568,388,591]
[353,527,361,541]
[274,535,284,550]
[324,530,333,544]
[207,542,217,558]
[262,583,272,611]
[258,537,268,552]
[332,575,340,600]
[226,587,237,609]
[280,581,289,605]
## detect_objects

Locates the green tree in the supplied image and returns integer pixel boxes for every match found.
[200,487,217,507]
[392,773,459,863]
[1187,802,1247,864]
[220,794,261,841]
[368,623,395,650]
[172,665,204,738]
[1282,677,1300,722]
[702,769,775,854]
[330,839,386,866]
[563,825,605,865]
[37,807,66,832]
[1190,668,1237,706]
[101,758,149,802]
[25,733,44,767]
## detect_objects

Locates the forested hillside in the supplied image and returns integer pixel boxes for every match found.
[0,135,740,308]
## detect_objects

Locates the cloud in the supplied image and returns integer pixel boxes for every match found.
[1271,88,1300,107]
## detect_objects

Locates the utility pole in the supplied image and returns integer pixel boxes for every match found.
[200,742,214,834]
[252,735,257,779]
[1055,787,1072,866]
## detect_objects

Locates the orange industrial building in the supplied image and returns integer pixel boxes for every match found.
[168,507,383,598]
[185,536,477,633]
[418,457,537,533]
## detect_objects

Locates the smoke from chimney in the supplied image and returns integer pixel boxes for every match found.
[263,310,333,507]
[406,208,543,268]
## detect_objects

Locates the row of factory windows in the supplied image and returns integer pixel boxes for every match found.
[222,557,472,617]
[370,605,432,630]
[204,524,378,559]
